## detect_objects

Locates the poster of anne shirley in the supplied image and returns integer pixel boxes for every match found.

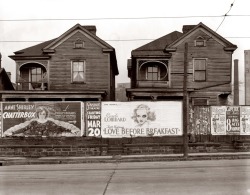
[2,102,83,137]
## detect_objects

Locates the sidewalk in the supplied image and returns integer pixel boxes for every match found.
[1,151,250,166]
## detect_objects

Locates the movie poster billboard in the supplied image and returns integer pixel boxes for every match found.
[211,106,226,135]
[240,106,250,135]
[85,101,101,137]
[101,101,183,138]
[2,102,83,137]
[226,106,240,135]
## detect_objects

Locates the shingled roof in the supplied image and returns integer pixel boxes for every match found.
[9,39,56,58]
[131,31,183,56]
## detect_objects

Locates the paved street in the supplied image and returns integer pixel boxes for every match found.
[0,159,250,195]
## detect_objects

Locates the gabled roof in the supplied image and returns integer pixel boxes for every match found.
[132,31,183,56]
[43,23,115,51]
[166,22,237,51]
[8,24,119,75]
[132,22,237,57]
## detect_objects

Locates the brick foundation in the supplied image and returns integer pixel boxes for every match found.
[0,136,249,157]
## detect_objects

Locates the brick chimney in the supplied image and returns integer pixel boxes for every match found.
[182,25,196,34]
[82,25,96,35]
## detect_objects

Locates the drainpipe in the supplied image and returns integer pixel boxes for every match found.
[234,59,239,105]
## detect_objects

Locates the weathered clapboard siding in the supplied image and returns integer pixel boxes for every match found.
[127,23,236,105]
[170,30,232,92]
[49,31,111,94]
[7,24,118,102]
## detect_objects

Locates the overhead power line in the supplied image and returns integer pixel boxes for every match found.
[1,37,250,43]
[0,16,222,21]
[1,14,250,22]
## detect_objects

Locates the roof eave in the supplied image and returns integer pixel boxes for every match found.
[164,48,177,52]
[9,55,50,60]
[42,49,55,53]
[224,46,238,52]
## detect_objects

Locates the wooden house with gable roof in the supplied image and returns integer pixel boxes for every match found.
[127,22,237,106]
[4,24,118,102]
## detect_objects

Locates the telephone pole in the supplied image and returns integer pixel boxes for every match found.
[183,42,189,158]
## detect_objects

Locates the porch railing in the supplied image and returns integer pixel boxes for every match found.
[16,82,48,91]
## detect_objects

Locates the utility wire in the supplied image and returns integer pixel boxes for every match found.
[1,37,250,43]
[215,0,235,32]
[0,16,225,22]
[2,13,250,22]
[2,1,249,44]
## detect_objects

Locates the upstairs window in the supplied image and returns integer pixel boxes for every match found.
[19,64,47,90]
[72,61,85,82]
[195,36,206,47]
[147,66,160,80]
[138,60,168,81]
[74,38,84,48]
[193,59,206,81]
[31,67,43,84]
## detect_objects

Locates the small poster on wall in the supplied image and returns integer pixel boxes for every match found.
[192,106,210,135]
[85,101,101,137]
[240,106,250,135]
[2,102,83,137]
[226,106,240,135]
[211,106,227,135]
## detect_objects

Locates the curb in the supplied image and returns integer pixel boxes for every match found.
[1,153,250,166]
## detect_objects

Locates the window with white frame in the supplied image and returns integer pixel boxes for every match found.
[74,38,84,48]
[193,59,206,81]
[72,61,85,82]
[195,36,206,47]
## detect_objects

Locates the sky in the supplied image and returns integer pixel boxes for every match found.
[0,0,249,104]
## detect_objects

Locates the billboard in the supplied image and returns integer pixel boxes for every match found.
[2,102,83,137]
[101,101,183,138]
[1,101,250,138]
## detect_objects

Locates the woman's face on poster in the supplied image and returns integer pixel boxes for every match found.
[38,110,47,119]
[136,108,148,125]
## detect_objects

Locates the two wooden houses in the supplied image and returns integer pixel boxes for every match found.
[2,22,237,105]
